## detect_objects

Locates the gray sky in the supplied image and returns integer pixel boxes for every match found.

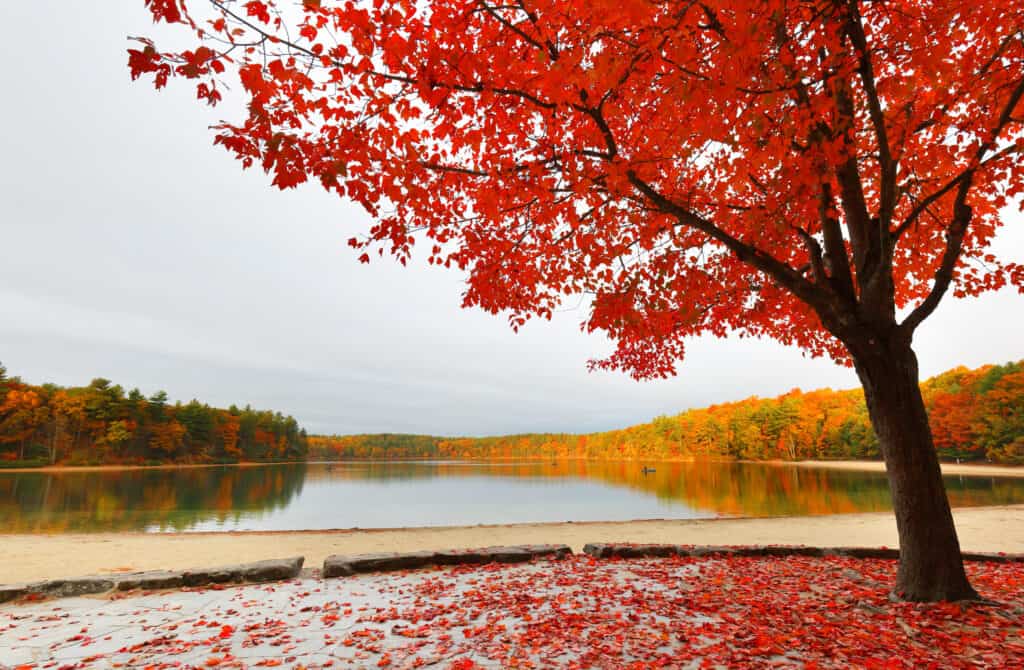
[1,2,1021,436]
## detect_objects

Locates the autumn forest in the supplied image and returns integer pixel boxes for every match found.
[309,361,1024,465]
[2,360,1022,467]
[0,363,308,467]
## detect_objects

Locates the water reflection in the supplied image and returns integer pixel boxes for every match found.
[0,460,1021,533]
[0,464,307,533]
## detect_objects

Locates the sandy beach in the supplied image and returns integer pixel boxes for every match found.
[2,504,1022,584]
[789,460,1024,478]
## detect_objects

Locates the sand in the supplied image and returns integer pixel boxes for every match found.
[790,460,1024,478]
[2,505,1022,584]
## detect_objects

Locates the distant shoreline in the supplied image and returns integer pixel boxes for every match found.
[784,459,1024,479]
[1,457,1021,477]
[0,460,309,474]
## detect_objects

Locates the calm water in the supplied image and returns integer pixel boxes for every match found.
[1,460,1023,533]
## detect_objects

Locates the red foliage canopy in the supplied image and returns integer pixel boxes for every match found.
[131,0,1024,378]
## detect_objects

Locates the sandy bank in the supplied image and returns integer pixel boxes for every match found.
[789,460,1024,478]
[2,505,1022,584]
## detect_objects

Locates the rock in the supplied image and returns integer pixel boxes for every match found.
[434,546,533,564]
[0,584,29,604]
[239,556,305,582]
[180,566,239,587]
[324,551,436,578]
[736,545,825,558]
[324,545,573,578]
[11,558,305,600]
[519,544,573,560]
[31,577,116,598]
[431,549,490,565]
[114,570,186,592]
[824,547,901,560]
[479,546,534,563]
[434,544,572,565]
[582,543,680,559]
[177,557,303,590]
[177,557,305,587]
[680,546,737,558]
[960,551,1024,563]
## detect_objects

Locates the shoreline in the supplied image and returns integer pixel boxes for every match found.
[0,460,310,474]
[785,459,1024,478]
[3,505,1022,584]
[2,458,1022,477]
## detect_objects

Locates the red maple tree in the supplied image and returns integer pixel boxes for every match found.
[130,0,1024,601]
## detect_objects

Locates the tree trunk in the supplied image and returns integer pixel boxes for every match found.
[50,419,59,465]
[850,335,978,601]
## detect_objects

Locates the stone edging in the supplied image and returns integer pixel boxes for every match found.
[0,556,304,605]
[580,543,1024,563]
[323,544,572,577]
[5,543,1022,606]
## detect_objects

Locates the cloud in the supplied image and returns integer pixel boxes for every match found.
[0,2,1020,436]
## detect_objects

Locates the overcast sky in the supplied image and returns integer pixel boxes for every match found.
[1,2,1021,436]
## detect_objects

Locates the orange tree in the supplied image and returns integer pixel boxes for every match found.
[131,0,1024,601]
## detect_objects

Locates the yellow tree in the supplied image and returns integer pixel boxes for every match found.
[0,389,47,460]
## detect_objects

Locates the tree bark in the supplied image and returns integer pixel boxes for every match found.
[850,334,978,601]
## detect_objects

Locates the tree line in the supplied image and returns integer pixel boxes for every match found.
[308,361,1024,465]
[0,363,308,466]
[4,360,1020,467]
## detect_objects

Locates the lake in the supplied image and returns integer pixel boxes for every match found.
[1,460,1022,534]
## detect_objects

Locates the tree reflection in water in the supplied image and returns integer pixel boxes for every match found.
[2,460,1022,533]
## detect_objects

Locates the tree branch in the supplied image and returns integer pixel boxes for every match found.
[902,75,1024,333]
[626,171,832,317]
[893,143,1022,240]
[832,77,874,280]
[476,1,558,61]
[795,226,828,287]
[818,181,856,302]
[844,0,897,227]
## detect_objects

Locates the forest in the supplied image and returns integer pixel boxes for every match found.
[3,360,1021,467]
[0,363,308,467]
[308,361,1024,465]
